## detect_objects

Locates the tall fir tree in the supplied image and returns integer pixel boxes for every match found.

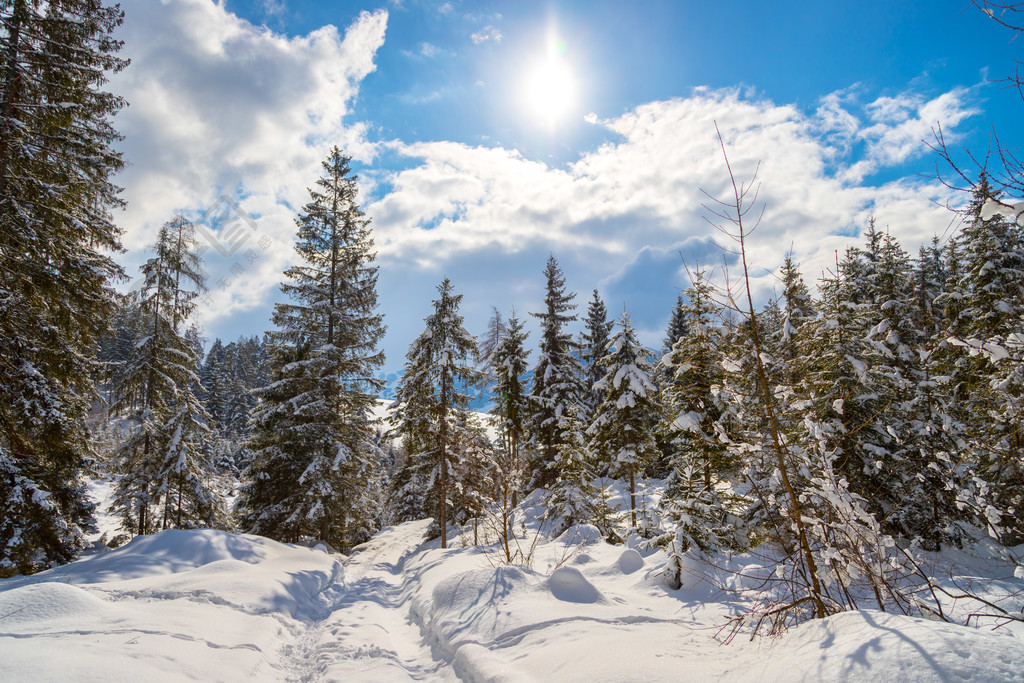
[943,176,1024,542]
[490,313,531,511]
[587,312,660,529]
[110,216,219,536]
[544,403,605,536]
[662,294,690,355]
[579,289,613,420]
[389,278,478,548]
[660,267,728,491]
[658,268,738,551]
[474,306,506,394]
[240,148,385,549]
[526,256,583,490]
[0,0,127,575]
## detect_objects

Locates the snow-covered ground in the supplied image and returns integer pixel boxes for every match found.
[3,510,1024,681]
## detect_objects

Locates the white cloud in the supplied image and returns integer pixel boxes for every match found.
[471,26,502,44]
[365,87,972,354]
[109,0,387,328]
[261,0,286,17]
[844,88,978,183]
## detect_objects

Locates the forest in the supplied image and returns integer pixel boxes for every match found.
[1,0,1023,640]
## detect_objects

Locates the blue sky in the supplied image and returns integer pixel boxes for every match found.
[109,0,1020,374]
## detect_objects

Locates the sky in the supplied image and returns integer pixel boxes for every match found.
[107,0,1022,375]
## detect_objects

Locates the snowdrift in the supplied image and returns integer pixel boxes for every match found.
[2,523,1023,681]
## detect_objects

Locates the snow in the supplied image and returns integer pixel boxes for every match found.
[3,516,1023,680]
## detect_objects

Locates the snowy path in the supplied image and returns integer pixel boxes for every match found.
[281,520,456,681]
[3,521,1024,681]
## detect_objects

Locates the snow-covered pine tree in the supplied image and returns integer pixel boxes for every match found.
[660,267,728,490]
[389,278,478,548]
[199,339,229,429]
[662,294,690,355]
[449,413,496,544]
[474,306,506,394]
[387,336,435,525]
[526,256,583,490]
[0,0,127,576]
[240,148,385,550]
[490,313,530,508]
[913,237,947,337]
[776,254,816,361]
[657,267,739,552]
[543,403,605,537]
[580,290,613,420]
[865,231,967,546]
[110,216,219,536]
[587,312,660,529]
[942,176,1024,543]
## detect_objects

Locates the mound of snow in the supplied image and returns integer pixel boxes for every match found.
[617,548,644,574]
[556,524,603,546]
[0,583,112,624]
[15,529,282,585]
[749,609,1024,682]
[548,566,604,603]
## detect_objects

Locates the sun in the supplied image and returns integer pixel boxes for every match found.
[521,42,577,128]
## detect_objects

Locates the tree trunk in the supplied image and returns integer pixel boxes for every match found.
[629,468,637,528]
[0,0,26,200]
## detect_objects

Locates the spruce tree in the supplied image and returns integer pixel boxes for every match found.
[0,0,127,575]
[490,313,530,509]
[944,177,1024,542]
[387,334,435,525]
[389,278,478,548]
[474,306,506,394]
[660,267,728,491]
[240,148,385,549]
[580,290,613,420]
[110,216,219,536]
[587,312,660,529]
[544,404,604,536]
[199,339,229,429]
[526,256,583,490]
[658,268,739,551]
[662,294,690,355]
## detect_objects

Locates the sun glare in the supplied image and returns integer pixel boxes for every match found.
[522,41,577,128]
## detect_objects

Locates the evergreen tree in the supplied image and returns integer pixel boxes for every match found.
[791,251,897,525]
[662,294,690,355]
[449,413,496,544]
[913,237,946,338]
[110,216,219,535]
[579,290,613,419]
[944,177,1024,542]
[777,253,816,362]
[389,278,478,548]
[543,404,605,536]
[526,256,583,490]
[490,313,530,511]
[587,312,660,529]
[474,306,506,394]
[658,268,738,550]
[199,339,229,428]
[0,0,127,575]
[387,335,435,525]
[240,148,385,549]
